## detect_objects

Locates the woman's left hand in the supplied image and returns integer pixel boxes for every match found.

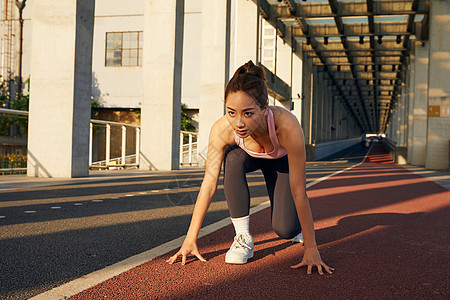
[290,246,334,275]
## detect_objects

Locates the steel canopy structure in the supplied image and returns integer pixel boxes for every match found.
[254,0,430,133]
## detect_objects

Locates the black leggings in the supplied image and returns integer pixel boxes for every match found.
[224,145,301,239]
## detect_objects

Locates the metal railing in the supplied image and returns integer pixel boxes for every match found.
[180,131,198,166]
[89,120,140,170]
[0,108,200,173]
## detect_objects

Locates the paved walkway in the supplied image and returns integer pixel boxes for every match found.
[32,143,449,299]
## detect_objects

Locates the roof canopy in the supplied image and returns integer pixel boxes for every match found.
[255,0,430,133]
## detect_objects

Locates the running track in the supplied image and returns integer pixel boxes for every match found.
[63,143,449,299]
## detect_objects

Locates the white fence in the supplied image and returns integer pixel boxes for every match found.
[0,108,199,173]
[180,131,198,166]
[89,120,140,170]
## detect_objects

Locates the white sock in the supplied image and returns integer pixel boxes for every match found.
[231,215,250,235]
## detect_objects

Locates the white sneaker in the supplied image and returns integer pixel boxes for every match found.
[225,233,254,264]
[291,231,304,244]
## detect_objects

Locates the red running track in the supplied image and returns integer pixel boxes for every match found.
[71,143,450,299]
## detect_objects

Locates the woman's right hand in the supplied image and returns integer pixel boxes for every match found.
[166,238,206,265]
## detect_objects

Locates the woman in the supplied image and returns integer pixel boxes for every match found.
[167,61,333,275]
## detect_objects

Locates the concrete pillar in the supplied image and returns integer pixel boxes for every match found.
[320,76,325,142]
[198,0,230,164]
[347,111,352,138]
[301,54,313,145]
[339,99,345,139]
[321,76,327,141]
[27,0,95,178]
[301,54,314,160]
[347,111,351,138]
[341,108,346,139]
[334,96,340,139]
[341,101,346,139]
[426,0,450,170]
[407,52,415,163]
[399,95,404,143]
[392,108,398,142]
[141,0,184,170]
[395,105,400,143]
[410,41,429,166]
[326,80,333,140]
[229,0,257,74]
[316,71,324,142]
[328,86,333,138]
[311,66,319,143]
[336,99,340,139]
[274,26,292,110]
[291,50,303,120]
[394,83,408,165]
[348,110,352,138]
[276,34,291,88]
[401,83,409,147]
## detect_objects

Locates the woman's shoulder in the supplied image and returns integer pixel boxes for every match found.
[210,115,235,145]
[270,106,305,150]
[270,105,300,128]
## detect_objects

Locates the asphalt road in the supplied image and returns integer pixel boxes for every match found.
[0,144,369,299]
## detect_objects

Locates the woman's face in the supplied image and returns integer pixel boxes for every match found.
[225,91,266,138]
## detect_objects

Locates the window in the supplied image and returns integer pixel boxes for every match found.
[105,31,143,67]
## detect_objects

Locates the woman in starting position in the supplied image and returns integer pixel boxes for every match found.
[167,61,333,275]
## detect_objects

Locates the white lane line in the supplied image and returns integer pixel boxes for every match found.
[24,211,36,214]
[0,216,5,219]
[125,194,134,197]
[51,207,62,210]
[110,197,119,200]
[139,192,147,195]
[163,188,170,191]
[74,203,83,206]
[30,158,365,300]
[401,165,450,191]
[151,190,160,193]
[92,200,103,203]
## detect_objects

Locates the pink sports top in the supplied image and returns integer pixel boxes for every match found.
[234,106,287,159]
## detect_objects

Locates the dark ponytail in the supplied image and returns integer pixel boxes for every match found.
[225,61,268,109]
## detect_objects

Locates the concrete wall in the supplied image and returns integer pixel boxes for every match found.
[2,0,202,111]
[396,0,450,171]
[274,28,292,111]
[406,49,415,164]
[91,0,144,108]
[291,49,303,120]
[92,0,202,110]
[181,0,202,109]
[411,41,429,166]
[229,0,257,73]
[425,0,450,170]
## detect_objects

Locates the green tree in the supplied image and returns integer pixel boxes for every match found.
[0,76,29,137]
[91,97,100,118]
[180,103,196,145]
[181,103,195,132]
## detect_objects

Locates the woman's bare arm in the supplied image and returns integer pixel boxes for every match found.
[276,109,334,275]
[167,117,232,265]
